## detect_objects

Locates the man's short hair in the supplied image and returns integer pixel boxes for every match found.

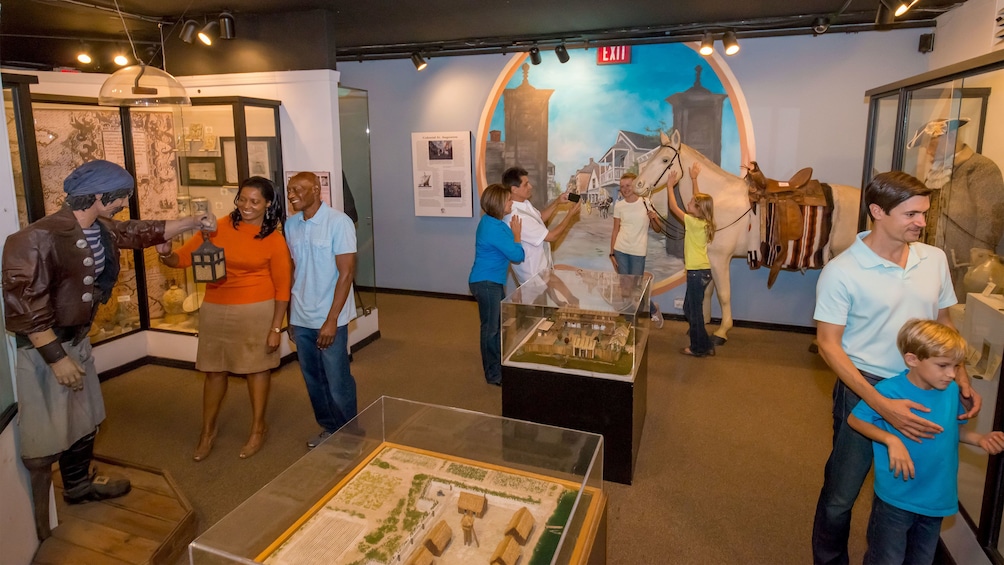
[897,318,966,364]
[502,167,528,190]
[620,172,638,181]
[865,171,932,220]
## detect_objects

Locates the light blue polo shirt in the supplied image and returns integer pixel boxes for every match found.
[285,203,357,329]
[814,232,956,379]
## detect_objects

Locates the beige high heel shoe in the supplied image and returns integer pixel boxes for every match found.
[239,429,267,459]
[193,431,217,462]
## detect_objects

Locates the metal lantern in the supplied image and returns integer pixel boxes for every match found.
[191,236,226,283]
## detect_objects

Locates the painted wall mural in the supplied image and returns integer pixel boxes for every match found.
[477,43,754,292]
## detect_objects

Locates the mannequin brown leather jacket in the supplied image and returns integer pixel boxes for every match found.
[2,206,166,344]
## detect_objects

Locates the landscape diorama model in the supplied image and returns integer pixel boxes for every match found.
[261,446,587,565]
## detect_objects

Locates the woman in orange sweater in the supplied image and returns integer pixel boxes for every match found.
[157,177,292,461]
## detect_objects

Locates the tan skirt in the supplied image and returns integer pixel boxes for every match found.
[197,300,279,374]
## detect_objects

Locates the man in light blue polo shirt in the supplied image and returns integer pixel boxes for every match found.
[286,172,358,449]
[810,171,980,564]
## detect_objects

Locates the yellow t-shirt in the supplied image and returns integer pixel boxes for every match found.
[683,214,710,270]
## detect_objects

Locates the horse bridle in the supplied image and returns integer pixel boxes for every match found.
[640,142,683,197]
[642,142,752,237]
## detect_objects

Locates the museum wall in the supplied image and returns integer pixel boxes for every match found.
[930,0,1002,69]
[337,29,932,327]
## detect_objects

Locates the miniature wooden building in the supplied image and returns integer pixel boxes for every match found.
[457,492,487,518]
[423,520,452,556]
[405,546,435,565]
[490,535,522,565]
[505,506,536,545]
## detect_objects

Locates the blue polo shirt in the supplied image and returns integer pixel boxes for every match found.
[285,203,357,329]
[814,232,956,378]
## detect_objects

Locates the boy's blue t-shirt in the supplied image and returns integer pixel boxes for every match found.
[851,370,964,517]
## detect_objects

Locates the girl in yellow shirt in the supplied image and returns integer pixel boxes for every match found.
[667,163,717,357]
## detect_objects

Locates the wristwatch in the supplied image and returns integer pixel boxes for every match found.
[271,327,282,334]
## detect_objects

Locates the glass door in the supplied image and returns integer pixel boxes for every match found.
[339,86,376,315]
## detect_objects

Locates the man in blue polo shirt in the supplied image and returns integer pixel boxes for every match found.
[810,171,981,564]
[286,172,358,449]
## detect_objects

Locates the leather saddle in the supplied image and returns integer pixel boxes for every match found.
[745,162,832,288]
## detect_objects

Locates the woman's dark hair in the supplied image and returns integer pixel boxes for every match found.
[229,176,285,239]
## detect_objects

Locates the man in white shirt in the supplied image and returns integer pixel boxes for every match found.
[501,166,580,284]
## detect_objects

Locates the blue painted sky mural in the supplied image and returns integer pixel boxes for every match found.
[487,43,742,191]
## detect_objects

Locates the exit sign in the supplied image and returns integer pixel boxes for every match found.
[597,46,631,65]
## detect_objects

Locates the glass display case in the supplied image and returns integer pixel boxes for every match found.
[151,97,283,335]
[2,87,283,342]
[501,268,651,380]
[863,50,1004,562]
[339,86,377,320]
[189,397,606,565]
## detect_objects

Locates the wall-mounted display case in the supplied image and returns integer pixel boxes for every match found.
[189,397,607,565]
[862,50,1004,564]
[501,268,651,380]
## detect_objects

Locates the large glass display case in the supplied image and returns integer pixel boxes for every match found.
[151,97,283,335]
[2,88,283,342]
[501,268,652,380]
[189,397,606,565]
[863,50,1004,563]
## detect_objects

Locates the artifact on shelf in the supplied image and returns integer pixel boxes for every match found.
[962,249,1004,296]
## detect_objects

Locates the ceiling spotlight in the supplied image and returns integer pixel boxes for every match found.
[893,0,919,16]
[812,17,831,34]
[179,19,199,44]
[76,44,93,65]
[113,54,130,66]
[219,12,236,40]
[555,43,570,64]
[198,21,219,45]
[699,32,714,56]
[529,47,542,65]
[411,52,427,71]
[876,1,895,26]
[722,31,740,55]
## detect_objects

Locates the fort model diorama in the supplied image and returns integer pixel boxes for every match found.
[502,268,649,377]
[507,306,635,375]
[260,445,592,565]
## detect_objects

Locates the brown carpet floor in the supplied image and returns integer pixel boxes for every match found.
[94,292,871,564]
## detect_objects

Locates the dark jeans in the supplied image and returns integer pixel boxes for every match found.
[469,280,504,384]
[292,324,357,433]
[613,250,656,313]
[812,371,884,565]
[864,495,942,565]
[683,269,713,355]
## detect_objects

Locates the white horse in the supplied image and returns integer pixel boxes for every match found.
[634,130,859,344]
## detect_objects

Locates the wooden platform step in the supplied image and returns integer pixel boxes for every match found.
[33,455,196,565]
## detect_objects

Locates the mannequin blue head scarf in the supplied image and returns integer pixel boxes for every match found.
[64,160,134,196]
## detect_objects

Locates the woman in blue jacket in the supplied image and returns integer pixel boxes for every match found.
[469,183,524,385]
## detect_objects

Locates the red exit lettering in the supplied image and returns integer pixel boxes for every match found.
[597,46,632,65]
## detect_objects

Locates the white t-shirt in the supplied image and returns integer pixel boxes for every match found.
[612,198,651,256]
[504,199,551,284]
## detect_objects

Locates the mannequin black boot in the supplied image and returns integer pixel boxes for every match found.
[59,431,131,504]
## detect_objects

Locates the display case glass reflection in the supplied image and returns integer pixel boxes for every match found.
[190,397,605,565]
[502,268,651,380]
